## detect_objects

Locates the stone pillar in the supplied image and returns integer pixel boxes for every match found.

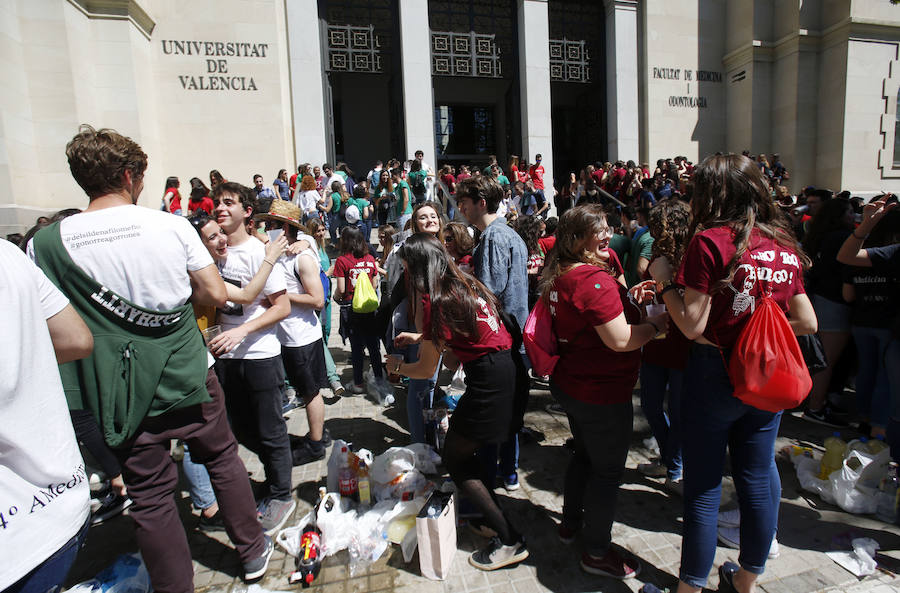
[605,0,640,161]
[517,0,554,200]
[286,0,328,165]
[399,0,436,165]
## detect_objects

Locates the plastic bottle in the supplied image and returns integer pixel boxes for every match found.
[338,447,358,498]
[869,435,889,454]
[876,462,899,523]
[819,432,847,479]
[357,461,371,507]
[289,487,325,587]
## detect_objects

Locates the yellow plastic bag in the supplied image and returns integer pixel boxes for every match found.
[352,271,378,313]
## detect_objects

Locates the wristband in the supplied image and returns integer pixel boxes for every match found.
[263,259,276,266]
[852,230,869,240]
[660,283,681,298]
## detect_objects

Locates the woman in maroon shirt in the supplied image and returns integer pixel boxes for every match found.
[542,204,667,580]
[644,155,817,593]
[385,234,527,572]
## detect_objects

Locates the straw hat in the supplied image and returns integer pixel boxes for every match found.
[257,199,303,228]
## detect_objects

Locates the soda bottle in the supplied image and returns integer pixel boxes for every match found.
[819,432,847,479]
[876,462,899,523]
[338,447,358,498]
[289,487,326,587]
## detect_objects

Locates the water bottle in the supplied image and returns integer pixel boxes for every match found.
[819,432,847,479]
[868,435,889,454]
[876,462,899,523]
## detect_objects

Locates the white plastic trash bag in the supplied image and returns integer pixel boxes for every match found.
[830,450,879,515]
[67,553,150,593]
[826,537,881,577]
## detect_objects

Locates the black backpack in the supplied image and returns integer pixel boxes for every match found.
[409,175,427,199]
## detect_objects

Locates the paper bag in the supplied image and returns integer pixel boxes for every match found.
[416,491,457,580]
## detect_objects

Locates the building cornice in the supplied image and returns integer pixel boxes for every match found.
[65,0,155,40]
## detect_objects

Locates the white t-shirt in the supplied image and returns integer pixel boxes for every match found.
[38,205,214,310]
[0,240,91,590]
[217,238,287,359]
[277,235,322,347]
[294,190,320,214]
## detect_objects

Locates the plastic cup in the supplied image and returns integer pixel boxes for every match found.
[201,325,221,345]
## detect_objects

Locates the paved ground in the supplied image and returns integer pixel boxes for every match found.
[68,326,900,593]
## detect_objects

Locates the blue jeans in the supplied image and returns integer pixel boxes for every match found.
[680,344,781,588]
[392,298,439,442]
[639,362,684,480]
[851,325,891,428]
[552,382,632,556]
[6,516,89,593]
[182,443,217,510]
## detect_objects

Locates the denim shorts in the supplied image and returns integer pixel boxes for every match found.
[811,294,851,333]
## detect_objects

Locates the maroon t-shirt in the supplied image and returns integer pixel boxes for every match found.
[675,226,806,348]
[549,264,642,404]
[421,294,512,363]
[333,253,378,302]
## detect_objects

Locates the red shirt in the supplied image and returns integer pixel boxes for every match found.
[528,165,545,190]
[421,294,512,363]
[440,174,456,193]
[549,264,642,404]
[538,236,556,255]
[333,253,378,302]
[456,172,471,182]
[289,173,299,191]
[675,226,806,348]
[165,189,182,213]
[189,196,215,215]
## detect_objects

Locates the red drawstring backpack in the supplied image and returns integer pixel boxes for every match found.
[523,297,559,377]
[726,282,811,413]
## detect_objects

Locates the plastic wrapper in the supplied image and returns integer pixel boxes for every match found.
[792,447,888,515]
[826,537,880,577]
[67,554,150,593]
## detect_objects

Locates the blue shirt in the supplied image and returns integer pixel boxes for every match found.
[255,186,276,200]
[273,178,290,200]
[473,217,529,329]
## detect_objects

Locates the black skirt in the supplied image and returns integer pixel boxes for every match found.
[450,349,516,444]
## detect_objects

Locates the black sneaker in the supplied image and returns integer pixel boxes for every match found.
[243,535,275,581]
[302,427,331,447]
[198,512,226,532]
[91,491,132,525]
[803,406,849,428]
[468,536,529,571]
[718,560,740,593]
[292,440,326,466]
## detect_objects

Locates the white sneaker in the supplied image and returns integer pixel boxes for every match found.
[717,508,741,529]
[717,526,780,559]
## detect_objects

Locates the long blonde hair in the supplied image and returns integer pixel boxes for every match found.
[539,204,611,301]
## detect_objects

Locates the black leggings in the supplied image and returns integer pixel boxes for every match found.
[443,429,519,545]
[70,409,122,479]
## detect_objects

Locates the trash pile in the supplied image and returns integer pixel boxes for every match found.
[788,434,895,517]
[68,553,151,593]
[277,441,455,586]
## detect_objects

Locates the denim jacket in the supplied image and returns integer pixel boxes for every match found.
[472,217,529,329]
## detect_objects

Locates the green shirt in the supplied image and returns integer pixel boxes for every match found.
[330,191,342,213]
[394,181,413,216]
[496,174,510,187]
[625,229,654,287]
[349,197,370,218]
[609,233,631,267]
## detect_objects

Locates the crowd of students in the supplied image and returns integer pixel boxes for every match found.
[5,128,900,593]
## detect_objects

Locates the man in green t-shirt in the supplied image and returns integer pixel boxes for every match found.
[625,207,654,287]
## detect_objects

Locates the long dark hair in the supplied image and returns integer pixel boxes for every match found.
[399,234,499,347]
[539,204,611,301]
[189,177,210,203]
[514,215,543,256]
[689,154,807,291]
[339,225,368,258]
[802,197,852,256]
[165,176,179,190]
